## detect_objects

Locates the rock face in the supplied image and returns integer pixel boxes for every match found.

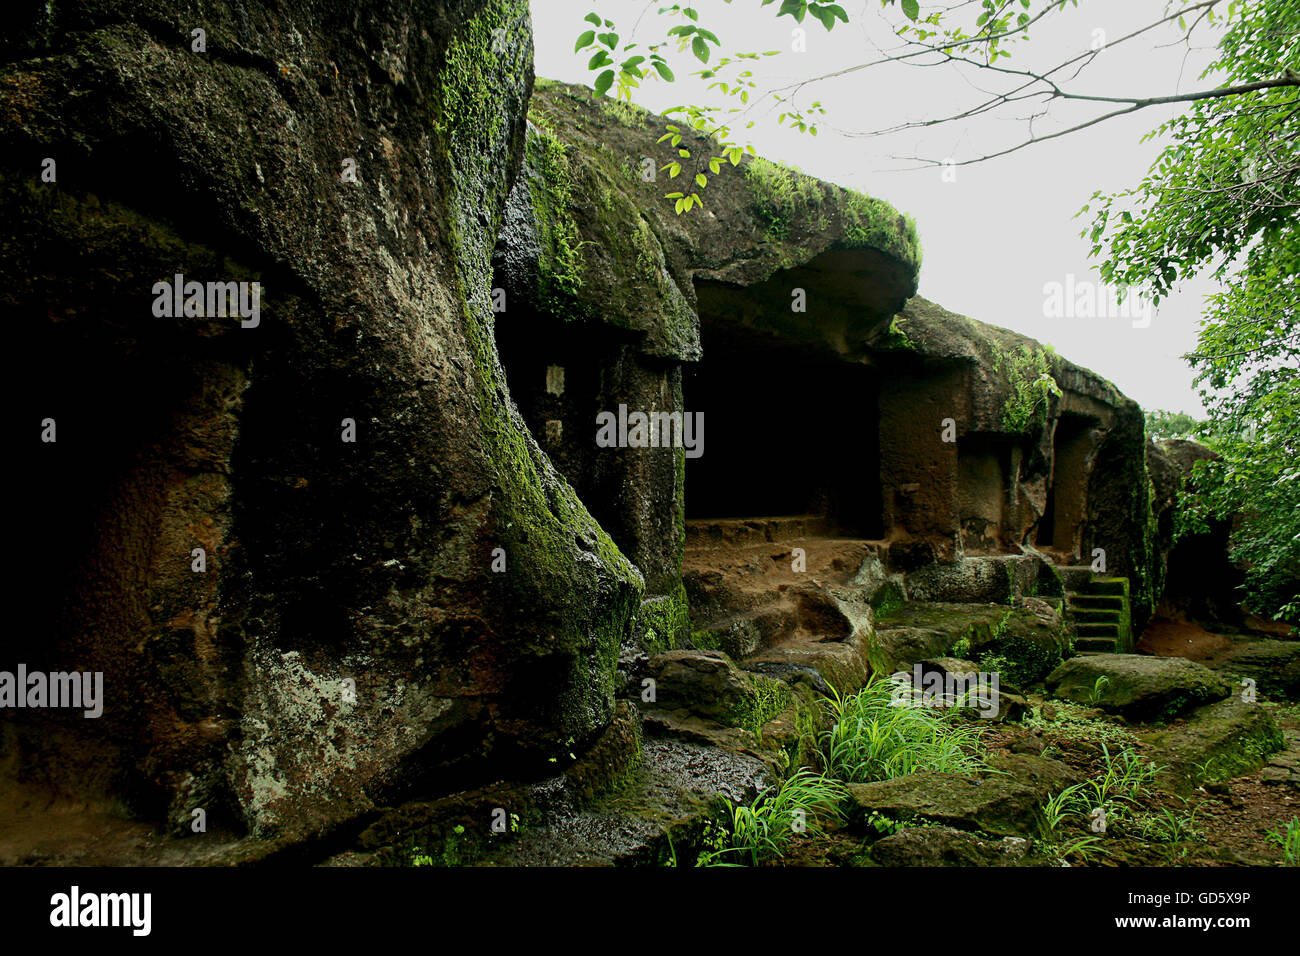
[3,0,641,839]
[1045,654,1231,721]
[1146,439,1246,625]
[494,82,1162,682]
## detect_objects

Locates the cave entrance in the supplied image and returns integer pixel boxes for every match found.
[20,325,194,670]
[683,329,883,538]
[1036,414,1097,557]
[492,305,610,499]
[957,434,1012,554]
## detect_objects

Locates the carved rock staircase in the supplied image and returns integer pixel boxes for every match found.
[1056,566,1133,654]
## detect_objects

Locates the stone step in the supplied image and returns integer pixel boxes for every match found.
[1067,594,1125,611]
[1054,566,1094,592]
[1076,622,1121,637]
[1089,577,1129,597]
[1075,637,1118,653]
[1071,607,1122,623]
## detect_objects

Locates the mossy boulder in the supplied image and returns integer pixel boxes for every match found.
[1045,654,1231,722]
[1143,698,1285,792]
[873,602,1068,686]
[511,81,921,365]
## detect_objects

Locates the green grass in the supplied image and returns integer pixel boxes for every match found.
[696,769,845,867]
[818,676,986,783]
[744,158,828,238]
[1042,743,1165,854]
[1269,818,1300,866]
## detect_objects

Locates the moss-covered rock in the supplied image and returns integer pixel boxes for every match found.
[644,648,793,738]
[843,772,1049,839]
[1143,698,1285,792]
[1045,654,1231,722]
[873,602,1068,685]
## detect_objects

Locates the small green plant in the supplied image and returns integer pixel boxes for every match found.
[1268,818,1300,866]
[862,809,905,837]
[1026,700,1137,746]
[1088,675,1112,704]
[697,769,844,867]
[819,676,985,783]
[1042,744,1165,838]
[1135,799,1203,848]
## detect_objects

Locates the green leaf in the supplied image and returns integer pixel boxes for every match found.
[696,173,708,187]
[692,36,710,61]
[594,69,615,96]
[778,0,807,23]
[584,12,601,25]
[653,61,675,81]
[901,0,920,21]
[574,30,595,52]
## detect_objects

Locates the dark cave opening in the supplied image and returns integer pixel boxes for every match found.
[957,433,1012,554]
[19,324,190,670]
[683,326,884,537]
[1037,413,1097,555]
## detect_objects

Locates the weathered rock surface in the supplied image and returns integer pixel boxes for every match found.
[843,772,1049,838]
[1046,654,1231,721]
[1210,638,1300,702]
[985,753,1086,793]
[1143,699,1284,792]
[874,602,1069,686]
[2,0,641,841]
[1147,439,1246,626]
[867,825,1033,867]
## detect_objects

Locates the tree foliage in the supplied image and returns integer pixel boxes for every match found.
[1085,0,1298,623]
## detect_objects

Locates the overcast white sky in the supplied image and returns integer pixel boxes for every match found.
[529,0,1232,415]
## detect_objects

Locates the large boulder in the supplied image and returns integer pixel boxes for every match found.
[1045,654,1231,721]
[872,602,1069,686]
